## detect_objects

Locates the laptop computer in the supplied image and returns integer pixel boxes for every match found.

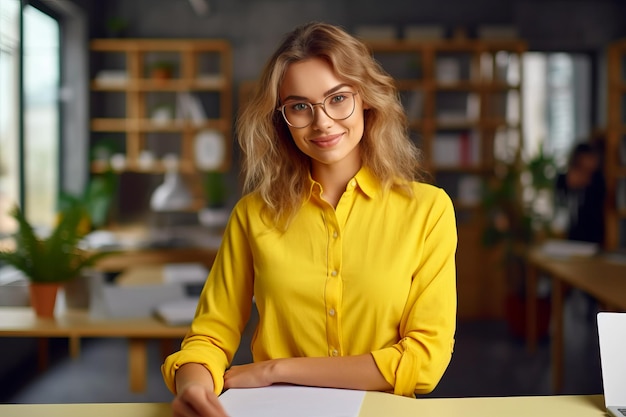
[597,312,626,417]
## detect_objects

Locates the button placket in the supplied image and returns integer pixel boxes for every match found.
[324,207,342,358]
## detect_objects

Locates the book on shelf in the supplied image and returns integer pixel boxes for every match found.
[403,24,445,41]
[437,93,479,124]
[435,58,460,84]
[402,89,424,122]
[432,130,480,167]
[457,175,483,206]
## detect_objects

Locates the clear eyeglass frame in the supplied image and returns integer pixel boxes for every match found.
[277,91,359,128]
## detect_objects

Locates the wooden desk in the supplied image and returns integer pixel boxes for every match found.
[526,249,626,393]
[0,307,188,393]
[0,394,607,417]
[95,247,218,272]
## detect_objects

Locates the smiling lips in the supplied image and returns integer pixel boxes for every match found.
[309,133,343,148]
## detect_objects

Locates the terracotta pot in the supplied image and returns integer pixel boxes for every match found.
[151,68,172,81]
[29,283,60,318]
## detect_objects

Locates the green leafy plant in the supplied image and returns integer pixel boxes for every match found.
[59,170,118,229]
[482,146,557,251]
[149,60,176,79]
[481,146,557,294]
[0,205,113,284]
[105,17,128,37]
[203,171,227,209]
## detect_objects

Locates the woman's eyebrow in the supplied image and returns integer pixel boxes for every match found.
[282,83,351,103]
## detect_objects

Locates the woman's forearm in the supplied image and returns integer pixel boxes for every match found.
[273,354,392,391]
[175,362,215,394]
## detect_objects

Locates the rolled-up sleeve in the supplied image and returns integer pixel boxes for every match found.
[161,198,254,395]
[370,189,457,396]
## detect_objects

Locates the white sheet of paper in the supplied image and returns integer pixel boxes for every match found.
[219,385,366,417]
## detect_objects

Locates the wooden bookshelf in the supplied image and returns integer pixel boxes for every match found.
[606,39,626,250]
[366,38,527,319]
[89,39,233,175]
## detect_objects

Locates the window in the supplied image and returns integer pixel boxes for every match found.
[0,0,61,236]
[0,0,20,236]
[522,52,592,167]
[23,4,60,227]
[521,52,592,222]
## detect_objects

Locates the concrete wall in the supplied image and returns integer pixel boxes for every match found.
[87,0,626,73]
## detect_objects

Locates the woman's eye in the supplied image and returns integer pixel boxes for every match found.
[330,94,346,104]
[290,103,309,112]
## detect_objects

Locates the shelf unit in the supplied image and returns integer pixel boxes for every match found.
[606,39,626,250]
[366,38,527,319]
[89,39,233,175]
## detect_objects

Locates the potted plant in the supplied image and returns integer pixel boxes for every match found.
[481,146,557,339]
[149,60,176,81]
[59,169,119,231]
[198,171,230,228]
[0,205,113,317]
[105,16,129,38]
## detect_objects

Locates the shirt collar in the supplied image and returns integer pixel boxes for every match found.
[306,166,381,200]
[353,166,380,199]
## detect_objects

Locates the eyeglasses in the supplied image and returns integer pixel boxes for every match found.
[277,91,358,129]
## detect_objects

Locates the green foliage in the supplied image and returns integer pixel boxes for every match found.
[203,171,227,208]
[59,170,118,229]
[105,17,128,36]
[482,146,557,252]
[0,206,114,283]
[481,146,557,295]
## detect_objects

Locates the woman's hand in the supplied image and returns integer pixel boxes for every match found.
[172,383,229,417]
[173,363,228,417]
[223,360,279,389]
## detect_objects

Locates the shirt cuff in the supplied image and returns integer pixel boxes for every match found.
[161,348,227,395]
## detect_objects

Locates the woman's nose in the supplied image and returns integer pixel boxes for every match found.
[311,104,333,130]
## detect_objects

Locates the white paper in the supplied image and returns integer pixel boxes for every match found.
[220,386,365,417]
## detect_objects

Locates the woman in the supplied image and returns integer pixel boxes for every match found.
[554,142,605,245]
[163,22,457,417]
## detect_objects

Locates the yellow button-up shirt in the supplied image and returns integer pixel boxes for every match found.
[162,168,457,397]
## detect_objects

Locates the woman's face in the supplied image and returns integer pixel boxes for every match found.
[278,57,366,172]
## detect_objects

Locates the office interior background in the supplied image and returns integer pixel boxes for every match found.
[1,0,625,404]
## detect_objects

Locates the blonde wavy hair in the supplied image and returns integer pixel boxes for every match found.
[237,22,424,228]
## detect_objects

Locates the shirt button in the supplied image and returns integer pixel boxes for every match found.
[329,308,335,317]
[331,349,338,356]
[350,180,356,187]
[331,270,338,277]
[332,231,338,239]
